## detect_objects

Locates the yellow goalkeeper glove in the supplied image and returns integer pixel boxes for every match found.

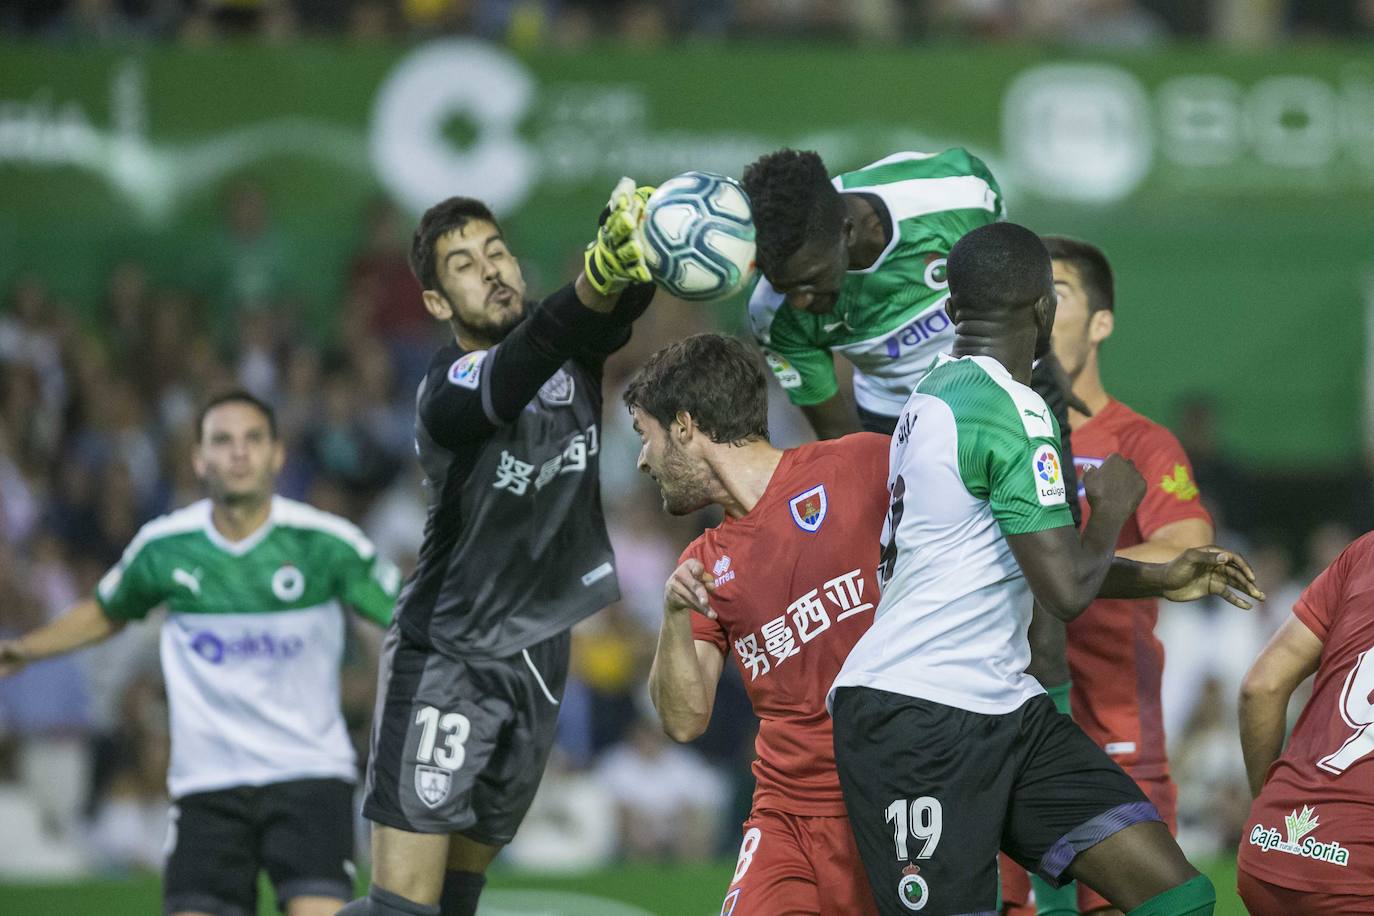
[584,177,655,296]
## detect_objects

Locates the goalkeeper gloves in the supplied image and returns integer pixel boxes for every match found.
[584,177,655,296]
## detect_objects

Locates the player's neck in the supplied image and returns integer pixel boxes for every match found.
[707,441,785,520]
[951,327,1037,385]
[210,497,273,543]
[1070,354,1111,430]
[843,193,889,271]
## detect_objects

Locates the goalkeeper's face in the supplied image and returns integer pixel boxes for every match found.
[424,220,528,346]
[194,402,284,506]
[632,407,713,516]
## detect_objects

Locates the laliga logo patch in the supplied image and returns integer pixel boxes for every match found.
[789,484,828,532]
[1032,446,1066,507]
[447,350,486,390]
[898,864,929,911]
[538,368,575,407]
[414,764,452,809]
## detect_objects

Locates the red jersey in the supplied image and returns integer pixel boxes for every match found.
[1239,532,1374,895]
[1067,399,1212,777]
[685,433,890,816]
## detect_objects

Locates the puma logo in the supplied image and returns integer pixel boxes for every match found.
[173,568,202,596]
[1023,408,1048,423]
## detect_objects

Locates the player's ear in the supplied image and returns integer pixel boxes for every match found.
[673,410,696,443]
[1089,308,1114,345]
[190,444,206,481]
[944,294,958,325]
[269,439,285,475]
[421,289,453,322]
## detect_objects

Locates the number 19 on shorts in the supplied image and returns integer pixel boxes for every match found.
[885,796,943,861]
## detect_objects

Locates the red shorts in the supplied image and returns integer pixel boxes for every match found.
[1076,771,1176,912]
[719,808,876,916]
[1238,869,1374,915]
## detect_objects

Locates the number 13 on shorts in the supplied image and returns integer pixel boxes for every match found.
[885,796,943,860]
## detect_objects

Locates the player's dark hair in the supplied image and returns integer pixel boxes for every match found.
[1042,236,1115,314]
[409,197,504,293]
[741,149,845,279]
[623,334,769,446]
[196,390,278,442]
[947,222,1053,317]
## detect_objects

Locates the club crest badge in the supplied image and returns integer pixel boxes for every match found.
[789,484,827,532]
[414,764,452,809]
[898,863,929,911]
[538,369,575,407]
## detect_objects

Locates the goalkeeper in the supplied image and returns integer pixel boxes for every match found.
[341,180,658,916]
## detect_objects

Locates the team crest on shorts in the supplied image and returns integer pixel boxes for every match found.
[538,369,575,407]
[414,765,452,809]
[789,484,827,532]
[897,863,929,911]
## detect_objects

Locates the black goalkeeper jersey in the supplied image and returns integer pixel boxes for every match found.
[395,282,652,659]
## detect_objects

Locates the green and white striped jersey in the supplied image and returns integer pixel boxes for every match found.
[831,355,1073,715]
[748,148,1004,417]
[96,496,400,798]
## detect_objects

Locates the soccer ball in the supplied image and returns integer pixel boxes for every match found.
[642,171,757,302]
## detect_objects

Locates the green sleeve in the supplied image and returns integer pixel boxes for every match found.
[95,544,166,621]
[339,546,400,626]
[759,321,838,407]
[985,420,1074,536]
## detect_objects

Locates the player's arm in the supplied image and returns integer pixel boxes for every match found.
[0,598,125,677]
[1239,615,1322,797]
[649,558,726,743]
[1115,517,1214,564]
[1006,454,1145,621]
[802,394,860,440]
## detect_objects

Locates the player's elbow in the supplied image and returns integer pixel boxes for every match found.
[1239,665,1290,708]
[661,715,709,744]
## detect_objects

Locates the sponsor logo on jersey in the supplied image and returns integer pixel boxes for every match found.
[897,864,929,911]
[883,307,951,359]
[763,350,802,390]
[1160,464,1200,501]
[189,630,306,665]
[538,368,575,406]
[272,564,306,602]
[414,764,452,809]
[713,555,735,585]
[789,484,828,532]
[1248,806,1351,867]
[447,350,486,389]
[720,888,741,916]
[1033,446,1067,506]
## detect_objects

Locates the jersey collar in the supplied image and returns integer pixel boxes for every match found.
[201,496,278,556]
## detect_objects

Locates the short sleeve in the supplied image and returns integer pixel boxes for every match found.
[95,542,166,621]
[1292,538,1364,642]
[983,414,1074,537]
[338,543,401,626]
[760,334,837,408]
[1132,427,1213,540]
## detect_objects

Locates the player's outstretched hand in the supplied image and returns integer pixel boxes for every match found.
[664,558,718,620]
[1160,546,1266,609]
[584,177,654,296]
[1082,453,1146,520]
[0,640,29,678]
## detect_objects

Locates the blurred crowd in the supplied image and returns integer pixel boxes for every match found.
[2,0,1373,46]
[0,178,1370,881]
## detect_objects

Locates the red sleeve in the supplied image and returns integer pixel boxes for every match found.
[1131,424,1213,540]
[1292,536,1369,641]
[679,542,728,654]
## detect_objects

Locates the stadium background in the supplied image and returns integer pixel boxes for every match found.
[1,1,1372,913]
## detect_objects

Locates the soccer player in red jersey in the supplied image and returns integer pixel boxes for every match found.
[624,332,888,915]
[1237,531,1374,915]
[1042,237,1216,916]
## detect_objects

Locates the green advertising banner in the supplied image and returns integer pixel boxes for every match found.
[1,42,1370,464]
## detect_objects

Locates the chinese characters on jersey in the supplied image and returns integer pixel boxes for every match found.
[492,425,600,497]
[734,569,874,681]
